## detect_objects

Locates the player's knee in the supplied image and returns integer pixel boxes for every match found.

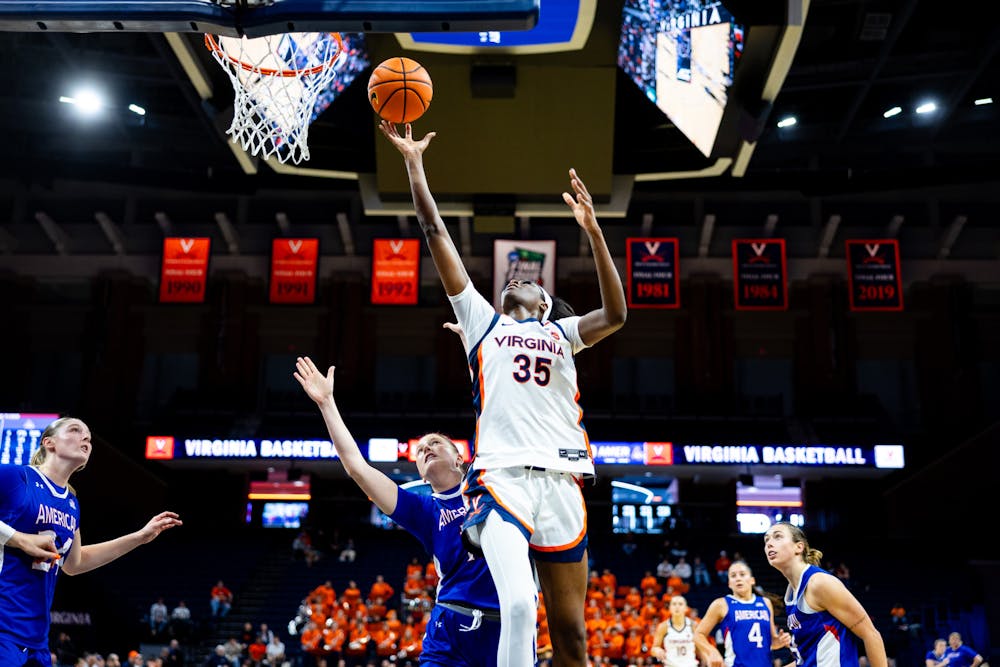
[506,592,536,628]
[549,617,587,657]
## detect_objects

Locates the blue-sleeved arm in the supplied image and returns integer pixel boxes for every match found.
[389,486,436,554]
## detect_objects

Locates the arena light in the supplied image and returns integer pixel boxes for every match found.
[974,97,993,106]
[882,106,902,118]
[776,116,797,128]
[128,103,146,116]
[915,101,937,114]
[60,88,105,115]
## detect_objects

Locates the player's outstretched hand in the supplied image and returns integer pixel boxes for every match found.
[378,120,436,160]
[775,629,792,649]
[11,531,61,561]
[562,167,598,232]
[442,321,467,348]
[294,356,335,405]
[137,511,182,544]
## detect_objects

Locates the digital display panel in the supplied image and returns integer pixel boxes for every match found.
[371,480,432,529]
[611,477,679,534]
[248,480,311,501]
[618,0,744,157]
[261,501,310,529]
[0,413,60,466]
[308,33,370,123]
[398,0,593,53]
[736,477,804,534]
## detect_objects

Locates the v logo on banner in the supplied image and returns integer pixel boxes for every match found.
[390,240,405,255]
[180,239,195,253]
[865,243,881,257]
[288,240,302,253]
[751,242,768,256]
[644,241,661,255]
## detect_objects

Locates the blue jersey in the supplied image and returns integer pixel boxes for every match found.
[390,483,499,612]
[784,566,860,667]
[942,645,979,667]
[720,594,773,667]
[0,465,81,650]
[925,650,948,666]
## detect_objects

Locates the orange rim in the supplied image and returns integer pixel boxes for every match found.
[204,32,344,78]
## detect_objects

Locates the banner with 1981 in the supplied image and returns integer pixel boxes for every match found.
[626,237,680,308]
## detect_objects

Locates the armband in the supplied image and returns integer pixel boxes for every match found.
[0,520,16,546]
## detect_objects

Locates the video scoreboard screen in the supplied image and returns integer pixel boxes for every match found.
[0,413,60,466]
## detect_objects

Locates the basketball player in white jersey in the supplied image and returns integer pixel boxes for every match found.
[380,120,627,667]
[652,595,708,667]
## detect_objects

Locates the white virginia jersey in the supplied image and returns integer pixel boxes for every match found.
[449,281,593,474]
[662,617,698,667]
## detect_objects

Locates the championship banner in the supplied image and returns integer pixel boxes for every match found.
[159,237,210,303]
[732,239,787,310]
[371,238,421,305]
[626,237,680,308]
[269,238,319,304]
[845,239,903,311]
[493,240,557,310]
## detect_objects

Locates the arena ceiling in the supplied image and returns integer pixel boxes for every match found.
[0,0,998,275]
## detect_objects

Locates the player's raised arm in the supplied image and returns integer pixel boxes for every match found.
[294,356,399,514]
[563,168,627,345]
[378,120,469,297]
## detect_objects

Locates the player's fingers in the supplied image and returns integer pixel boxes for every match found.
[562,192,576,207]
[404,123,412,139]
[327,366,336,382]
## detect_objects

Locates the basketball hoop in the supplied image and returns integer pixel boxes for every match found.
[205,31,345,164]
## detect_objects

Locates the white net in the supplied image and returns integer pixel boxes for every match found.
[206,32,345,164]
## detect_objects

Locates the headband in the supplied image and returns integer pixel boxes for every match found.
[538,284,553,323]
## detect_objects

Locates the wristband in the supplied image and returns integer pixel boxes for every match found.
[0,520,15,546]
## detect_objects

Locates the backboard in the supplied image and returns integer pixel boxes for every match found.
[0,0,540,37]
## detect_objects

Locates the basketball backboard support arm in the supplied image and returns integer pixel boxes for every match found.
[0,0,539,36]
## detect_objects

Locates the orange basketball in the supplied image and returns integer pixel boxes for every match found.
[368,57,433,124]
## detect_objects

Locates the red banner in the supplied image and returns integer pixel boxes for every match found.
[371,238,421,305]
[159,238,210,303]
[845,239,903,311]
[626,238,680,308]
[269,238,319,304]
[732,239,788,310]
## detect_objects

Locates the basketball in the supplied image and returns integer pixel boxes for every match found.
[367,57,433,124]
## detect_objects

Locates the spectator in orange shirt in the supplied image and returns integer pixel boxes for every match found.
[301,621,322,655]
[406,557,424,580]
[368,574,395,604]
[624,627,645,662]
[247,635,267,664]
[625,586,642,609]
[605,626,626,662]
[586,614,608,636]
[640,571,661,595]
[344,622,370,661]
[585,598,602,621]
[667,573,689,595]
[714,550,732,584]
[385,608,403,635]
[424,560,439,588]
[210,580,233,618]
[588,629,608,659]
[403,572,425,601]
[397,625,422,663]
[341,581,362,611]
[322,621,346,658]
[600,568,617,592]
[368,596,388,622]
[373,620,399,659]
